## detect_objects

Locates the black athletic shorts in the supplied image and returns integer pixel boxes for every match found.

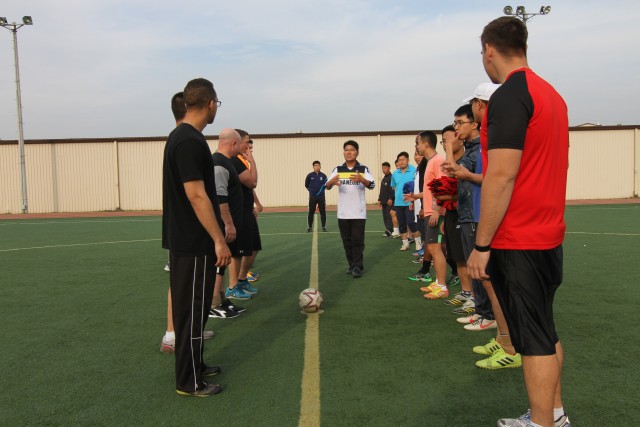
[237,212,255,256]
[443,210,465,263]
[488,246,563,356]
[424,215,443,244]
[251,214,262,252]
[459,222,476,260]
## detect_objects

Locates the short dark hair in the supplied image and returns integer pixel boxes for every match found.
[235,129,249,138]
[183,78,217,109]
[313,160,321,166]
[481,16,528,58]
[441,125,455,134]
[454,104,474,122]
[418,131,438,149]
[382,161,390,168]
[397,151,409,160]
[171,92,186,121]
[247,139,253,146]
[343,140,359,151]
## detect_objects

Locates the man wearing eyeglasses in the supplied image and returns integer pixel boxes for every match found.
[467,16,570,427]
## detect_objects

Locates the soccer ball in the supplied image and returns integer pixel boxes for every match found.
[299,288,323,313]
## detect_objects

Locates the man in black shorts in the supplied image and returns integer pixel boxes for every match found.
[468,16,571,427]
[210,128,245,319]
[162,78,231,397]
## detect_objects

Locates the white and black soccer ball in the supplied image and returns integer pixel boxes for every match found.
[299,288,323,313]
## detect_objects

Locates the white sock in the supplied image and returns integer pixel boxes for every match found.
[164,331,175,341]
[393,227,399,234]
[402,239,408,246]
[530,422,542,427]
[554,407,565,419]
[415,237,422,246]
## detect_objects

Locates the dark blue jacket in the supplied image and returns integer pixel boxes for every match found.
[305,171,327,198]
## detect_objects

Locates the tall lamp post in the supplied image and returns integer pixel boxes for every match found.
[503,5,551,25]
[1,15,33,214]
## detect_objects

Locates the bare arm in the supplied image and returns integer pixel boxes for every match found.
[238,150,258,188]
[184,180,232,267]
[467,148,522,280]
[218,202,236,243]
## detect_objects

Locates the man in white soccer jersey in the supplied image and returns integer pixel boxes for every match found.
[326,140,375,279]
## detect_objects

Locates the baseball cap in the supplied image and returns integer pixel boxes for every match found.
[462,82,501,103]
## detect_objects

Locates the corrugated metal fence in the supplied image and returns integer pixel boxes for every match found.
[1,126,638,214]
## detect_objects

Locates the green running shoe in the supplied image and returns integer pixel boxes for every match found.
[475,347,522,370]
[472,338,502,355]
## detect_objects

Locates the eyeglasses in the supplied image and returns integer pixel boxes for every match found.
[214,100,222,107]
[453,120,472,127]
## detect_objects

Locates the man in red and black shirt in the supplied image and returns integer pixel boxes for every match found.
[467,17,570,427]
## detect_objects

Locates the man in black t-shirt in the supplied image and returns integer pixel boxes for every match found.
[162,78,231,397]
[210,128,246,319]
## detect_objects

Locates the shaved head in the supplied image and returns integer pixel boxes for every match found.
[218,128,242,157]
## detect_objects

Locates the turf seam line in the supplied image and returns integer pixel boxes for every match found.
[0,239,160,252]
[299,214,320,427]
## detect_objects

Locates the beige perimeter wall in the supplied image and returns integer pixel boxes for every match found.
[1,126,638,214]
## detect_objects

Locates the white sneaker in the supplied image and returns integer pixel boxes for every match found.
[164,262,170,272]
[464,316,497,331]
[456,313,480,324]
[400,243,410,251]
[391,232,401,239]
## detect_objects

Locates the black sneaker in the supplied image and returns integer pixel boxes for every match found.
[221,299,246,313]
[384,230,392,237]
[176,382,223,397]
[201,365,222,377]
[322,227,327,232]
[307,228,312,232]
[209,305,240,319]
[351,267,362,278]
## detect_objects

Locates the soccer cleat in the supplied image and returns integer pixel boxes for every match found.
[446,275,460,287]
[209,305,240,319]
[473,338,502,355]
[225,285,252,300]
[475,348,522,370]
[464,316,497,331]
[164,262,170,272]
[248,271,260,279]
[247,272,259,282]
[452,297,476,314]
[351,267,362,278]
[307,228,312,232]
[391,232,401,239]
[400,243,410,251]
[203,330,215,340]
[443,291,472,306]
[383,230,392,237]
[346,266,353,275]
[408,272,431,282]
[420,282,440,293]
[412,257,423,264]
[322,227,328,232]
[424,285,449,300]
[176,382,223,397]
[238,279,259,295]
[456,313,480,324]
[201,365,222,376]
[221,299,246,313]
[498,410,571,427]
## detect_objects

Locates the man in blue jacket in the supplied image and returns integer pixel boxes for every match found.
[305,160,327,232]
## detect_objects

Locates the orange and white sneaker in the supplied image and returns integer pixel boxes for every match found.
[424,284,449,300]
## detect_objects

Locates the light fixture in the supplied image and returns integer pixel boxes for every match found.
[22,16,33,25]
[543,6,551,14]
[503,6,513,15]
[503,4,552,25]
[0,17,8,26]
[516,6,526,15]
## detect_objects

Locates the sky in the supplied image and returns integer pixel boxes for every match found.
[0,0,638,140]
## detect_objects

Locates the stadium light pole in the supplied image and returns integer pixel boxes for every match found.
[503,5,551,25]
[0,15,33,213]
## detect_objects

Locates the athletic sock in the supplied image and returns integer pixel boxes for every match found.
[164,331,175,341]
[554,407,565,420]
[415,236,422,246]
[393,227,399,234]
[420,260,431,274]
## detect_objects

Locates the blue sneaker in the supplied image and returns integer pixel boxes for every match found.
[225,285,252,300]
[238,279,259,295]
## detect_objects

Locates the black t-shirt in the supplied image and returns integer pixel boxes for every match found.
[162,123,222,256]
[213,152,243,228]
[231,156,255,212]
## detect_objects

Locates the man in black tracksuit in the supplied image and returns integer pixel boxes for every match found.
[378,162,394,236]
[305,160,327,232]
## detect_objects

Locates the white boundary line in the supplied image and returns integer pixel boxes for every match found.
[0,239,159,252]
[298,215,320,427]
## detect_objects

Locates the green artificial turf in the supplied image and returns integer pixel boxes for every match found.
[0,204,638,426]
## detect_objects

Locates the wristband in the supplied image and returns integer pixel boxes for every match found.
[474,244,491,252]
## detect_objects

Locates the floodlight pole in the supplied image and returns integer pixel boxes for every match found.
[503,5,551,26]
[1,17,32,213]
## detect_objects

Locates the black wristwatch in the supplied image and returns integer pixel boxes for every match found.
[474,244,491,252]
